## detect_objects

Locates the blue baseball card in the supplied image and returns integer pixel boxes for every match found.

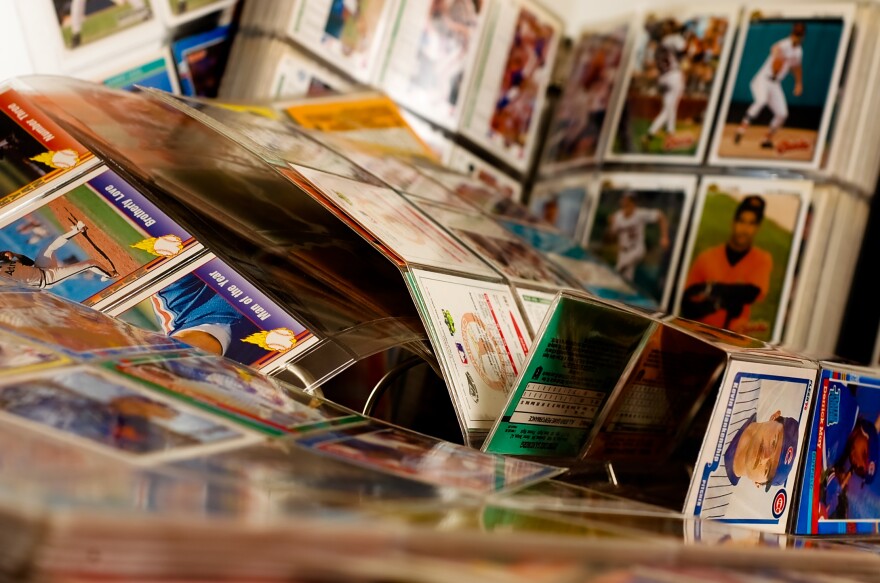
[795,366,880,534]
[114,255,314,370]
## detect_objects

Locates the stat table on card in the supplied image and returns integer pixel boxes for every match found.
[510,383,604,429]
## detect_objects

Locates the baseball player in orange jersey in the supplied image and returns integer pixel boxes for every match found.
[681,195,772,333]
[734,23,805,149]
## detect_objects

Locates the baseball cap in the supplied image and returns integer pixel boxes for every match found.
[735,195,766,223]
[765,416,799,491]
[855,418,879,484]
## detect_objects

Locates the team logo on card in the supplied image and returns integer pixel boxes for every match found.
[456,342,468,364]
[772,489,787,518]
[784,445,794,466]
[442,309,456,336]
[242,328,297,352]
[131,234,184,258]
[465,372,478,403]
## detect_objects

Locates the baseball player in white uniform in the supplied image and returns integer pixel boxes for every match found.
[606,192,669,282]
[699,376,800,520]
[0,221,115,289]
[642,20,688,147]
[734,22,805,149]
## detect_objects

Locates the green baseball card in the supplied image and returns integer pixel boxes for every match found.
[482,292,653,458]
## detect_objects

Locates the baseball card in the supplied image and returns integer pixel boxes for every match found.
[528,173,593,241]
[583,323,727,463]
[541,24,629,171]
[0,289,187,360]
[356,157,474,210]
[295,421,561,494]
[111,254,315,372]
[0,364,256,464]
[483,292,653,458]
[459,0,561,172]
[584,173,696,310]
[292,165,497,279]
[447,146,523,202]
[95,48,180,94]
[376,0,488,131]
[514,288,556,335]
[286,0,394,83]
[498,216,645,305]
[674,176,811,344]
[0,166,199,308]
[406,268,530,432]
[685,359,816,533]
[172,25,233,98]
[284,94,437,160]
[106,354,360,436]
[795,365,880,535]
[413,198,571,289]
[607,8,736,164]
[709,5,855,169]
[530,245,657,311]
[0,85,93,212]
[159,0,235,25]
[0,330,71,376]
[50,0,154,51]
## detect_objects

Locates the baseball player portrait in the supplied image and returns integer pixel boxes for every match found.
[698,373,806,521]
[733,23,805,150]
[0,221,116,290]
[681,195,772,335]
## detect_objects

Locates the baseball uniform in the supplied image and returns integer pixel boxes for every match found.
[648,33,687,136]
[609,207,662,280]
[699,377,762,519]
[683,244,773,333]
[0,223,112,290]
[746,37,803,132]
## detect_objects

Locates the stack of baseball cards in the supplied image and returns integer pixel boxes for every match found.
[457,0,561,175]
[219,36,352,102]
[483,290,820,534]
[539,21,630,174]
[374,0,490,133]
[282,0,393,83]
